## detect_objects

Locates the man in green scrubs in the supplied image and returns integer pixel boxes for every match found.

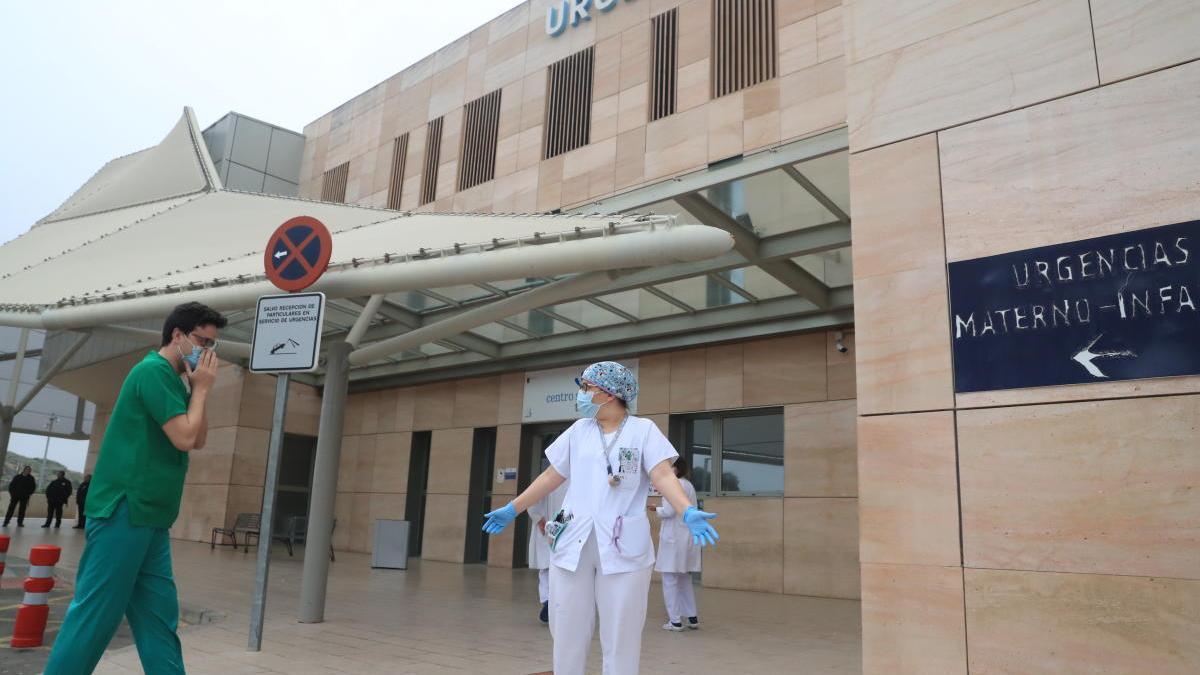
[46,302,226,674]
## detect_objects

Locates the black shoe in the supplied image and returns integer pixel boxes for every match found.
[41,524,50,528]
[73,525,84,529]
[54,524,60,529]
[539,601,549,624]
[16,523,23,527]
[687,616,700,630]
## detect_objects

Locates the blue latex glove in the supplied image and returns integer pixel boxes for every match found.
[683,506,719,547]
[482,502,517,534]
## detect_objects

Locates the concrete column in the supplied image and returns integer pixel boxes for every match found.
[0,410,12,482]
[299,341,351,623]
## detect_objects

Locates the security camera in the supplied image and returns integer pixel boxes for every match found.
[834,331,848,353]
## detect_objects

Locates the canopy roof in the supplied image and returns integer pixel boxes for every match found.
[0,108,743,381]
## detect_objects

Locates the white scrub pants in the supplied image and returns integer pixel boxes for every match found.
[549,531,653,675]
[538,568,550,603]
[660,572,697,623]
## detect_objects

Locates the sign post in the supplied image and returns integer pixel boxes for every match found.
[248,216,331,651]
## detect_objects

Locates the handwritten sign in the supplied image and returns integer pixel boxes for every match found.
[948,220,1199,392]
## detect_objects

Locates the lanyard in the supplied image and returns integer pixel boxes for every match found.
[597,415,629,487]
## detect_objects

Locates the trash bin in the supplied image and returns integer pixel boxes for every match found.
[371,519,410,569]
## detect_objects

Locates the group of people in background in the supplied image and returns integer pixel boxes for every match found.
[2,464,91,529]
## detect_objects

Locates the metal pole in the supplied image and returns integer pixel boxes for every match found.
[0,412,12,484]
[0,328,30,477]
[298,341,350,623]
[248,373,289,651]
[39,415,57,487]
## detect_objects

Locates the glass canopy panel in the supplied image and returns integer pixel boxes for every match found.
[703,169,836,238]
[736,266,795,300]
[545,299,629,329]
[792,245,853,288]
[385,290,446,313]
[487,278,548,294]
[792,150,850,215]
[656,273,748,310]
[590,288,686,321]
[424,284,494,305]
[503,310,574,338]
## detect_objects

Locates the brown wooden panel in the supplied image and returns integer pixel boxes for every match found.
[320,161,349,203]
[386,133,409,210]
[419,117,443,206]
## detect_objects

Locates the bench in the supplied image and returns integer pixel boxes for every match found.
[273,515,337,561]
[210,512,261,552]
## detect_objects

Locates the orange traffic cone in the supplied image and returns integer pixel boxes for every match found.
[0,534,9,586]
[11,544,61,649]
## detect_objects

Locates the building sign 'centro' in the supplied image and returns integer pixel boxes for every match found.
[546,0,629,37]
[948,219,1199,393]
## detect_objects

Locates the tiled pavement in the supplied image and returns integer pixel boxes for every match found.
[3,528,861,674]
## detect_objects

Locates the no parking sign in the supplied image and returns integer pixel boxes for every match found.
[263,215,332,292]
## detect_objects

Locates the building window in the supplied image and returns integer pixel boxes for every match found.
[673,409,784,495]
[419,117,444,206]
[712,0,777,98]
[650,8,679,121]
[320,161,349,203]
[458,90,502,191]
[386,133,409,210]
[543,47,594,159]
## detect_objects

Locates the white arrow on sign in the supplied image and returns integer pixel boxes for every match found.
[273,249,288,259]
[1073,333,1136,378]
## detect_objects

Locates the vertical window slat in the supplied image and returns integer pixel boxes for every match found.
[650,9,679,122]
[542,47,594,160]
[321,161,349,203]
[458,90,502,192]
[420,117,443,206]
[712,0,777,98]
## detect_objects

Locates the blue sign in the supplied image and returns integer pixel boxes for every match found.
[948,219,1200,393]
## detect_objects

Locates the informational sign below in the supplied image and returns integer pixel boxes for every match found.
[948,219,1199,393]
[264,216,333,292]
[522,361,639,422]
[249,293,326,373]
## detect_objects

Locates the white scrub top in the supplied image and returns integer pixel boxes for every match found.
[546,415,679,575]
[527,481,568,570]
[654,477,701,573]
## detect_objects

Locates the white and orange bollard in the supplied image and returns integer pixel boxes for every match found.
[11,544,61,649]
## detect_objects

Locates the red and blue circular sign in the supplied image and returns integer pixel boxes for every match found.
[264,216,333,292]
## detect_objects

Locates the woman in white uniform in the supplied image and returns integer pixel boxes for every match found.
[527,465,567,623]
[482,361,720,675]
[653,459,702,631]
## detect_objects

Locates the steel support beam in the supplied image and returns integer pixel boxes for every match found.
[95,325,252,360]
[781,164,850,224]
[348,273,615,366]
[578,128,848,214]
[676,192,831,309]
[344,294,384,347]
[299,341,350,623]
[351,304,855,390]
[345,289,853,385]
[15,332,90,414]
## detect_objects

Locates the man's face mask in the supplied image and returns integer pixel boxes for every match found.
[176,334,202,371]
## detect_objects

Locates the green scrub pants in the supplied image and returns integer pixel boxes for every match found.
[45,499,184,674]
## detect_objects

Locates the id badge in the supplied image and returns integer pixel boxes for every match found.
[618,448,640,477]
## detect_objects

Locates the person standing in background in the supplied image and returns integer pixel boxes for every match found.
[43,470,73,528]
[74,473,92,529]
[653,459,702,631]
[527,462,568,624]
[3,465,36,527]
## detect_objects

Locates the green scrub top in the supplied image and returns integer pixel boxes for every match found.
[86,351,190,529]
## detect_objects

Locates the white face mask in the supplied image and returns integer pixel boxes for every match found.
[576,389,608,418]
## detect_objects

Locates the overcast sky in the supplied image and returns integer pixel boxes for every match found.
[0,0,524,472]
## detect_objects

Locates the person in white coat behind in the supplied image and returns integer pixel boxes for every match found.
[653,459,701,631]
[527,464,568,623]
